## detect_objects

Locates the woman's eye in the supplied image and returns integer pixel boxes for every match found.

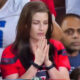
[32,22,39,24]
[44,22,48,25]
[43,21,48,25]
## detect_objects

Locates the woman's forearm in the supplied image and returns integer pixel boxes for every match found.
[48,67,70,80]
[19,65,38,79]
[45,60,70,80]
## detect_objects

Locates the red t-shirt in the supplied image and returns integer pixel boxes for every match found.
[1,39,70,79]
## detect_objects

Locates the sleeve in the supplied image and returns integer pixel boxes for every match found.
[14,0,30,10]
[52,40,71,71]
[1,48,18,79]
[57,52,71,71]
[56,42,71,71]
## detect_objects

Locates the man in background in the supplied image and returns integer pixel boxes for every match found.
[61,14,80,73]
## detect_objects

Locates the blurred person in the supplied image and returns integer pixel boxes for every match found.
[0,0,57,62]
[0,0,59,77]
[0,0,30,62]
[65,0,80,16]
[1,1,70,79]
[55,0,80,16]
[61,14,80,73]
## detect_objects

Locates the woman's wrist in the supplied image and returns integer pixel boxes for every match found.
[45,61,55,70]
[45,60,52,67]
[31,61,42,70]
[34,59,43,66]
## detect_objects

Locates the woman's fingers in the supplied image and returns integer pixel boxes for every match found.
[44,44,49,60]
[34,38,49,65]
[38,37,46,50]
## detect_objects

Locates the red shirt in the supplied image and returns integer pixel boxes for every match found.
[1,39,70,79]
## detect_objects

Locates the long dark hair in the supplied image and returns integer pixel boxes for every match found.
[12,1,54,70]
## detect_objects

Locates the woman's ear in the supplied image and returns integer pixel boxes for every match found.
[51,20,63,41]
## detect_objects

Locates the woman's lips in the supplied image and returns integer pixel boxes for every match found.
[37,33,44,36]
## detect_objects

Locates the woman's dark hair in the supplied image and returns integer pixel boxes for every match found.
[12,1,54,70]
[70,67,80,80]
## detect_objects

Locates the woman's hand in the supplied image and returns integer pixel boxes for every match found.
[33,38,48,66]
[44,44,52,67]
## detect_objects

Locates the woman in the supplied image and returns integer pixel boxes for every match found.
[1,1,70,79]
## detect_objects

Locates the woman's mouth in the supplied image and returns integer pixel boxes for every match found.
[37,33,44,36]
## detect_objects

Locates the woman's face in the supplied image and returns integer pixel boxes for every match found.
[30,12,48,41]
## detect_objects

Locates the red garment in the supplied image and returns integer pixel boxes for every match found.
[1,39,70,79]
[31,0,56,16]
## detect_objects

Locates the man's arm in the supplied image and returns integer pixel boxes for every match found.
[51,20,63,41]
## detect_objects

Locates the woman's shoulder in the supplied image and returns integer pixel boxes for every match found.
[2,44,15,58]
[49,39,64,48]
[1,44,18,66]
[49,38,66,53]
